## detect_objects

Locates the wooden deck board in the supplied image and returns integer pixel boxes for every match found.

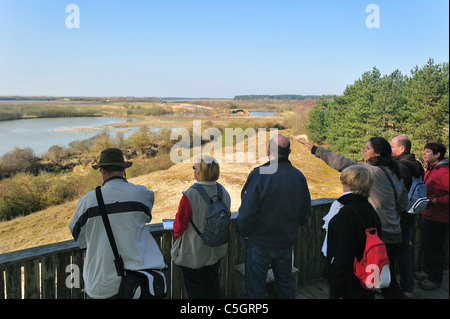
[296,270,449,299]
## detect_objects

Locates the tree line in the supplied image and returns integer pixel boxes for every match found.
[233,94,335,101]
[306,59,449,160]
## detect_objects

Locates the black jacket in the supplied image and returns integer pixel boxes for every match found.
[395,153,425,228]
[237,158,312,249]
[324,193,382,299]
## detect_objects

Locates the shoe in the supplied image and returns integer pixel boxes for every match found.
[414,271,428,281]
[418,279,441,290]
[403,291,413,298]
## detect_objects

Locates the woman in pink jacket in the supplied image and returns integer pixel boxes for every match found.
[418,142,449,290]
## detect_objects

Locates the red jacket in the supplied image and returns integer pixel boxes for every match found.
[421,158,449,223]
[173,195,192,240]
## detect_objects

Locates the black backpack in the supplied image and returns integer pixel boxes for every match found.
[190,183,230,247]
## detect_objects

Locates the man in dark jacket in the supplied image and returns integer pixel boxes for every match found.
[237,135,312,298]
[390,135,424,298]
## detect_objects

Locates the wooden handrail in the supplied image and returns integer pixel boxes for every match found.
[1,198,436,299]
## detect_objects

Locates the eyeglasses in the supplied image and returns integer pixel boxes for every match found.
[192,166,197,170]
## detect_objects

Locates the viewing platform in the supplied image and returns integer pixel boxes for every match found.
[0,198,448,299]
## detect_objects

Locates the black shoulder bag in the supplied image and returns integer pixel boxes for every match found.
[95,186,167,299]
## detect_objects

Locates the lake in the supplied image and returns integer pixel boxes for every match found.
[0,117,140,157]
[249,111,275,117]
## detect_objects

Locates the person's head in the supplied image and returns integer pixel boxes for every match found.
[365,137,400,177]
[423,142,446,165]
[268,135,291,160]
[193,155,220,182]
[92,148,132,180]
[364,137,391,162]
[340,165,374,198]
[390,135,412,156]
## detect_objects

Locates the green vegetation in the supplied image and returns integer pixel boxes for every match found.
[0,127,176,221]
[306,59,449,160]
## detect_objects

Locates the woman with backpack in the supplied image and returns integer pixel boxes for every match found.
[323,165,382,299]
[299,137,408,299]
[171,155,231,298]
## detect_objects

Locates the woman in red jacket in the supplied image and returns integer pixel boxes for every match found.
[170,156,231,299]
[418,142,449,290]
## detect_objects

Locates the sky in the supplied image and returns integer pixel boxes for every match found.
[0,0,448,98]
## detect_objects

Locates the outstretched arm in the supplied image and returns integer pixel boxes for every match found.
[297,139,359,172]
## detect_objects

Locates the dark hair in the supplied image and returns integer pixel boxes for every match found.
[424,142,446,161]
[368,137,401,178]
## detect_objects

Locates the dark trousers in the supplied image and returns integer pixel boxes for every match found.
[381,242,405,299]
[180,260,222,299]
[421,217,449,284]
[397,227,414,293]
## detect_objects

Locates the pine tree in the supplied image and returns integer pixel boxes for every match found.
[403,59,449,156]
[306,59,449,160]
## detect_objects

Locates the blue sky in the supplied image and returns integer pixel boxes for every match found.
[0,0,448,98]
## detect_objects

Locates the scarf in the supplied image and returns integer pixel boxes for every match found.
[321,191,353,256]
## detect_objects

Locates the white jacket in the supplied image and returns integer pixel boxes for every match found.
[69,176,166,299]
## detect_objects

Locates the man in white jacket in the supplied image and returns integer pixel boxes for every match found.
[69,148,165,299]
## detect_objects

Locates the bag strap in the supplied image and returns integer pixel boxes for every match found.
[191,183,214,204]
[95,186,125,277]
[191,183,224,203]
[379,167,398,202]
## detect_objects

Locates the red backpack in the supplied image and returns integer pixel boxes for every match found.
[353,227,391,290]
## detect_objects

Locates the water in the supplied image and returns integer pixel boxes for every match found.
[0,117,139,157]
[249,111,275,117]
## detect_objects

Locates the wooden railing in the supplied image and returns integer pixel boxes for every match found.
[0,198,431,299]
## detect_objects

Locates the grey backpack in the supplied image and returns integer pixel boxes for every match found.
[405,175,429,214]
[190,183,230,247]
[399,161,429,215]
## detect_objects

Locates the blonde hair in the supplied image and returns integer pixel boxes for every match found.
[195,155,220,182]
[340,165,374,197]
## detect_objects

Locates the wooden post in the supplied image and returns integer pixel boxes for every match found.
[41,255,56,299]
[56,251,72,299]
[4,263,21,299]
[24,259,40,299]
[161,230,174,299]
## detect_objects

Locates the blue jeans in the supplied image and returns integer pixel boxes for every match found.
[421,217,449,284]
[245,240,295,299]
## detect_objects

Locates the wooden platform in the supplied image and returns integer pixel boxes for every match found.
[295,270,449,299]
